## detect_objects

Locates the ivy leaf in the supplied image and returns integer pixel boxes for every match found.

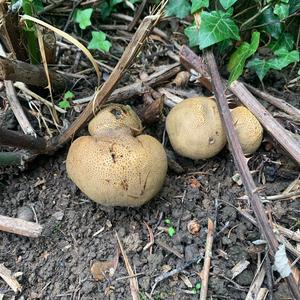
[269,33,294,51]
[219,0,237,10]
[59,100,71,109]
[111,0,123,5]
[247,58,272,81]
[168,227,176,237]
[274,3,289,20]
[259,7,282,39]
[269,48,299,70]
[88,31,112,53]
[165,0,191,19]
[98,1,112,19]
[184,25,200,47]
[198,10,240,49]
[289,0,300,14]
[191,0,209,14]
[64,91,75,100]
[74,8,93,30]
[247,48,300,81]
[228,31,260,84]
[218,39,233,54]
[32,0,44,13]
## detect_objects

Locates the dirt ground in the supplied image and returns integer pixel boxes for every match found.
[0,1,300,299]
[1,123,299,299]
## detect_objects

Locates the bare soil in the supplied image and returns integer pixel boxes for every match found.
[1,126,299,299]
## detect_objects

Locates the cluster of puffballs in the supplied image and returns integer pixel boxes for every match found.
[66,97,263,207]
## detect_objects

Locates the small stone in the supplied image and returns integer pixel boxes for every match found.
[17,206,34,222]
[52,211,64,221]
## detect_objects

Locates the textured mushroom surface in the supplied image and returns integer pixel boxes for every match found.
[88,104,142,136]
[166,97,226,160]
[66,104,167,207]
[231,106,263,155]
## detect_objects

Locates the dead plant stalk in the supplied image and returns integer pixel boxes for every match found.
[199,218,214,300]
[203,49,300,300]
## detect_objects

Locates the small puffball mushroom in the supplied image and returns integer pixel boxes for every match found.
[88,104,143,136]
[166,97,226,160]
[66,104,167,207]
[231,106,263,155]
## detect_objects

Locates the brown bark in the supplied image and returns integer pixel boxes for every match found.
[0,127,47,152]
[0,56,72,90]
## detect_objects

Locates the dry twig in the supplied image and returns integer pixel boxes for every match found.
[0,264,22,293]
[245,83,300,121]
[0,215,43,238]
[116,232,140,300]
[199,218,214,300]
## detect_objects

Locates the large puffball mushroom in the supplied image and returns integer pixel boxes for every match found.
[231,106,263,155]
[66,104,167,207]
[166,97,226,160]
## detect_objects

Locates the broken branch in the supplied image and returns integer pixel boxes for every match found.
[0,56,72,91]
[0,127,47,152]
[199,218,214,300]
[0,215,43,238]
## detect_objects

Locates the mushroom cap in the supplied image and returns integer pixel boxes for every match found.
[166,97,226,160]
[88,104,143,136]
[66,129,167,207]
[231,106,263,155]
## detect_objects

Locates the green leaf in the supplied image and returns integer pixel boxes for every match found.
[274,3,289,20]
[74,8,93,30]
[247,48,300,81]
[198,10,240,49]
[88,31,112,53]
[228,31,260,83]
[195,282,201,290]
[165,0,191,19]
[217,39,233,54]
[259,7,282,39]
[219,0,237,10]
[191,0,209,14]
[269,33,294,51]
[289,0,300,14]
[58,99,71,109]
[247,58,272,81]
[98,1,112,19]
[168,226,176,237]
[32,0,44,13]
[269,48,299,70]
[184,25,200,47]
[298,69,300,75]
[164,219,171,224]
[111,0,123,5]
[64,91,75,100]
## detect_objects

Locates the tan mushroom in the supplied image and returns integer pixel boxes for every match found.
[166,97,226,160]
[231,106,263,155]
[66,104,167,207]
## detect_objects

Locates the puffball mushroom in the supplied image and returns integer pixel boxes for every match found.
[166,97,226,160]
[66,104,167,207]
[231,106,263,155]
